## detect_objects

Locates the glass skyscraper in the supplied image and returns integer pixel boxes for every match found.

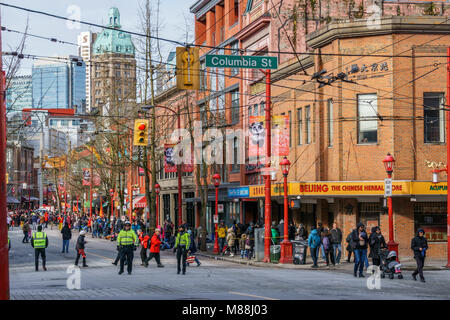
[32,56,86,114]
[5,75,33,116]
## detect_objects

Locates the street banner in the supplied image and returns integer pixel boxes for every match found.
[272,115,290,156]
[82,168,91,186]
[248,116,265,157]
[182,149,194,173]
[164,143,177,173]
[138,167,145,176]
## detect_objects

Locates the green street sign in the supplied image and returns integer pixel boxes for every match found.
[205,54,278,70]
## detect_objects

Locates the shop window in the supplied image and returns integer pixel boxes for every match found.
[357,94,378,144]
[424,92,445,143]
[163,194,170,224]
[414,203,447,242]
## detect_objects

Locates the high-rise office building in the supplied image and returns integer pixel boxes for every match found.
[32,56,86,114]
[78,31,97,112]
[5,75,33,117]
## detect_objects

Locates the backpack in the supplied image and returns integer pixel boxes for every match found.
[322,236,330,251]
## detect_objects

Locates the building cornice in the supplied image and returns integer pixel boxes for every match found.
[307,16,450,49]
[154,86,181,104]
[271,55,314,83]
[234,14,271,41]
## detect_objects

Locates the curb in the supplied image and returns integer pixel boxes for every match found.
[197,252,449,271]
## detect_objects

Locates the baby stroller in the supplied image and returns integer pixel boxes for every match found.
[380,249,403,279]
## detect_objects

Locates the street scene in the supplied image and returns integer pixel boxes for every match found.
[7,226,450,300]
[1,0,450,305]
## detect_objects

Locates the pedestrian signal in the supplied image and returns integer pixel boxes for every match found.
[176,47,200,90]
[133,119,149,146]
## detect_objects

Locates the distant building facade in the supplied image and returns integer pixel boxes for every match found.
[78,31,98,112]
[32,56,86,114]
[5,75,32,117]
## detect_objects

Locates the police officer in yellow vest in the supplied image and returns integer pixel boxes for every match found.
[31,225,48,271]
[116,221,138,275]
[173,225,190,275]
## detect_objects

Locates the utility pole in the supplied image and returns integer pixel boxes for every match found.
[446,47,450,268]
[263,70,272,263]
[89,146,93,219]
[0,10,11,300]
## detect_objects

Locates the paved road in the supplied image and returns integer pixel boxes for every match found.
[7,227,450,300]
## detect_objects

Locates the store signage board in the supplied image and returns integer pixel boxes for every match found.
[384,178,392,197]
[205,54,278,70]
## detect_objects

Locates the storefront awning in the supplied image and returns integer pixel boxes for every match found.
[22,196,39,201]
[133,196,147,208]
[7,196,20,204]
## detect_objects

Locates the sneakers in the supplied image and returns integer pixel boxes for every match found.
[359,273,365,278]
[354,272,357,277]
[82,264,88,268]
[420,278,426,283]
[197,262,201,267]
[157,264,164,268]
[112,262,117,266]
[118,270,124,275]
[412,274,417,281]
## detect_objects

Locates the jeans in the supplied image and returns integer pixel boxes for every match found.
[354,249,367,275]
[310,246,319,266]
[320,244,326,259]
[218,238,226,253]
[62,239,69,253]
[332,244,342,264]
[413,255,425,280]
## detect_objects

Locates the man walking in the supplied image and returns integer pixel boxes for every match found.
[116,221,138,275]
[330,222,343,264]
[173,225,190,275]
[61,222,72,253]
[217,221,227,255]
[411,228,428,282]
[22,220,30,243]
[351,222,368,277]
[31,225,48,271]
[75,230,88,267]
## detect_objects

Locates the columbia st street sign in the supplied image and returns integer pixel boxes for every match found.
[205,54,278,70]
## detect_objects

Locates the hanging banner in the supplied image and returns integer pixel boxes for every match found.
[248,116,265,157]
[164,143,177,173]
[82,168,91,186]
[272,115,289,157]
[182,149,194,173]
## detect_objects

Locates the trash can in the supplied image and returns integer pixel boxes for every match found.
[292,240,308,265]
[270,245,281,263]
[254,228,265,262]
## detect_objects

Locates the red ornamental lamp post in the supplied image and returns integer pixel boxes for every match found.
[279,157,293,264]
[155,184,160,228]
[212,173,221,254]
[382,153,399,258]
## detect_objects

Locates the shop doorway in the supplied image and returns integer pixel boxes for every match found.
[358,203,381,232]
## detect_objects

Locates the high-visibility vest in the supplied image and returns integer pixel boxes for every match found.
[175,232,190,249]
[117,230,137,246]
[32,232,47,248]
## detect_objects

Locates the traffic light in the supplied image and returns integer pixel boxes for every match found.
[133,119,149,146]
[176,46,200,90]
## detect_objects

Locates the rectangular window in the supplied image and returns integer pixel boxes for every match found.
[234,0,239,24]
[305,106,311,144]
[260,102,265,116]
[297,108,302,145]
[231,90,240,124]
[288,110,292,147]
[60,120,69,126]
[50,120,57,126]
[424,92,445,143]
[232,137,239,172]
[414,202,447,242]
[200,60,206,89]
[328,99,333,147]
[358,94,378,144]
[230,41,239,76]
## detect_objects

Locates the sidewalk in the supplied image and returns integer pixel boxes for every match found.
[196,245,449,271]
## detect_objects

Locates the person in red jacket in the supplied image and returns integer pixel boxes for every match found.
[145,228,164,268]
[138,230,150,266]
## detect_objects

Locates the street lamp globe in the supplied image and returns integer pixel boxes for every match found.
[280,156,291,177]
[382,153,395,175]
[212,173,221,187]
[154,183,161,195]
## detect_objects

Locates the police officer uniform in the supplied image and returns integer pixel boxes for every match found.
[173,226,190,275]
[116,221,138,275]
[31,225,48,271]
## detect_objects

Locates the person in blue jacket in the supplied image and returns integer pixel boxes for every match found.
[308,227,321,268]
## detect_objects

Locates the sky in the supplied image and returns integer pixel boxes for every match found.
[1,0,196,75]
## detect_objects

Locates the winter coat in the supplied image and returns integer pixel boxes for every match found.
[346,232,354,251]
[411,230,428,258]
[61,226,72,240]
[22,223,30,233]
[217,225,227,238]
[188,232,197,254]
[76,235,86,250]
[239,235,247,250]
[226,227,235,247]
[297,226,307,240]
[307,229,321,248]
[369,229,386,258]
[330,228,342,244]
[139,234,150,249]
[149,234,161,253]
[351,223,369,250]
